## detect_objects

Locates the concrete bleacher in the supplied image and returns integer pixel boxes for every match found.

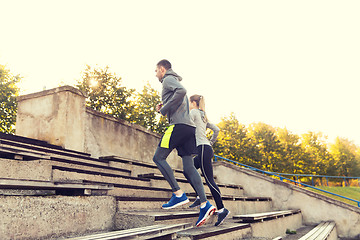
[0,132,344,240]
[3,85,358,239]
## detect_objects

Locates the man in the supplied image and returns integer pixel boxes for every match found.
[153,59,215,227]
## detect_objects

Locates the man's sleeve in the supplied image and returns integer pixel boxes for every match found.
[160,77,186,116]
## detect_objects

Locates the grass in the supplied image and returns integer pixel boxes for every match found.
[306,186,360,207]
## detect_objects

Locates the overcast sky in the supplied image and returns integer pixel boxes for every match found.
[1,0,360,146]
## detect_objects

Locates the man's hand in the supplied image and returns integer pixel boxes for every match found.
[156,103,163,113]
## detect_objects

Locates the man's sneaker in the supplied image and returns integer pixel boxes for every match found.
[196,201,216,227]
[189,197,201,208]
[162,193,189,209]
[215,208,230,226]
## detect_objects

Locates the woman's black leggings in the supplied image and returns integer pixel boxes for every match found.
[186,144,224,210]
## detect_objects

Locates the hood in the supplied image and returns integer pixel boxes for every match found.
[161,68,182,82]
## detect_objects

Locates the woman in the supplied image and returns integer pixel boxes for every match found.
[188,94,230,226]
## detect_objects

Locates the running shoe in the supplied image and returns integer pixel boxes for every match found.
[215,208,230,226]
[196,201,216,227]
[162,193,189,209]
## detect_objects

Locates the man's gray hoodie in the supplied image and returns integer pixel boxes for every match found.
[159,69,195,127]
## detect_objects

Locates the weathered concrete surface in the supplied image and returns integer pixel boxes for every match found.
[84,108,181,169]
[16,86,182,170]
[16,86,86,152]
[251,212,302,239]
[0,195,116,240]
[0,159,52,181]
[213,161,360,239]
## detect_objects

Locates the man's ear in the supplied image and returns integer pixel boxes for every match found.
[160,66,166,73]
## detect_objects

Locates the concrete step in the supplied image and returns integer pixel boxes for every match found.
[233,210,303,239]
[115,209,216,230]
[0,137,92,160]
[0,132,90,157]
[0,158,132,186]
[139,173,244,197]
[53,168,151,189]
[116,195,273,219]
[0,177,112,196]
[0,144,133,178]
[176,220,252,240]
[0,140,133,178]
[298,221,337,240]
[101,155,187,179]
[65,223,192,240]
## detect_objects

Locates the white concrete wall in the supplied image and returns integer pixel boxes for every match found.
[16,86,86,152]
[84,107,181,169]
[16,86,182,169]
[213,161,360,239]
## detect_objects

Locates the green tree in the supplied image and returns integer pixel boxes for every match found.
[131,82,168,134]
[276,128,304,174]
[247,122,284,172]
[300,132,333,175]
[0,65,21,134]
[75,65,135,121]
[213,113,256,166]
[329,137,360,177]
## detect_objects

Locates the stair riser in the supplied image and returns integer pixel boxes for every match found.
[109,188,172,198]
[149,179,243,197]
[117,199,272,215]
[52,169,151,188]
[0,159,52,181]
[176,227,252,240]
[115,213,196,230]
[115,213,217,230]
[109,161,185,179]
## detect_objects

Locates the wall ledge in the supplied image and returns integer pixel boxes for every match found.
[17,85,87,102]
[86,107,161,138]
[213,160,360,214]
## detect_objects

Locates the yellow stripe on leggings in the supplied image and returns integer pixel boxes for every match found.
[160,125,175,148]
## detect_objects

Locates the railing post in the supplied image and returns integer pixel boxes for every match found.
[326,177,329,186]
[214,155,218,162]
[296,176,299,186]
[311,177,314,186]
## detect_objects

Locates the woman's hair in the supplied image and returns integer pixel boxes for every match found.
[190,94,208,122]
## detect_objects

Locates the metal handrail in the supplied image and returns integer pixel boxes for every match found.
[214,155,360,207]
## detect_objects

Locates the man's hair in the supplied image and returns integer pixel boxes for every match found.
[157,59,172,70]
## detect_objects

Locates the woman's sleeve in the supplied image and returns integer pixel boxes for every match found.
[207,122,220,145]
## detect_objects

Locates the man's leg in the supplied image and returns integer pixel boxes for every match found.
[153,146,189,209]
[182,155,207,203]
[153,146,180,192]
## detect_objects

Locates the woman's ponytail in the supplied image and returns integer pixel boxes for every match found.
[190,94,208,123]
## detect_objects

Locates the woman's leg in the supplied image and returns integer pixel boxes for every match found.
[199,145,224,210]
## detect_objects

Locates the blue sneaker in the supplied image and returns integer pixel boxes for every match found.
[162,193,189,209]
[196,201,216,227]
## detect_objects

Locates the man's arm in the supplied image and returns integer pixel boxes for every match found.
[207,122,220,145]
[160,77,186,116]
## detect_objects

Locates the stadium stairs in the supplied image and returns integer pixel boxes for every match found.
[0,132,340,239]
